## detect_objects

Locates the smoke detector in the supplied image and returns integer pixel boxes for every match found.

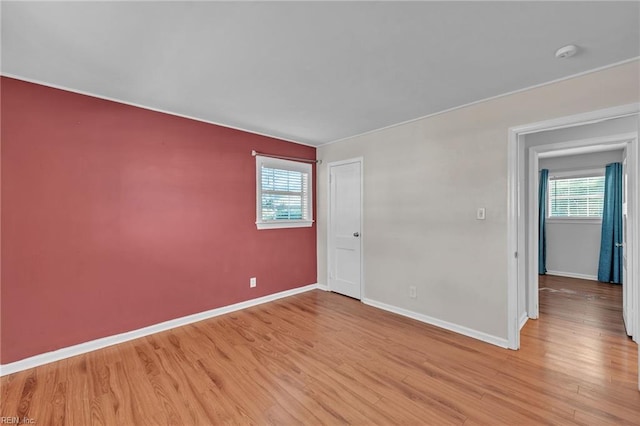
[555,45,578,59]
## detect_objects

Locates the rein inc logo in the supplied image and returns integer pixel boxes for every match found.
[0,417,35,424]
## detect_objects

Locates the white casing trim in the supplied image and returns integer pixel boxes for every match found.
[519,312,529,330]
[362,298,510,349]
[0,283,319,377]
[256,220,313,230]
[545,218,602,225]
[545,271,598,282]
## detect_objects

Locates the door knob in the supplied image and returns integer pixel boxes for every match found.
[353,232,360,237]
[615,243,624,247]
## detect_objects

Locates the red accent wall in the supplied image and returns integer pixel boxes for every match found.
[0,77,317,364]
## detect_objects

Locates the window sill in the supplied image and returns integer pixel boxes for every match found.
[546,218,602,225]
[256,220,314,230]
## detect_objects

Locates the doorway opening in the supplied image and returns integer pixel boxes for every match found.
[507,105,639,387]
[527,131,635,332]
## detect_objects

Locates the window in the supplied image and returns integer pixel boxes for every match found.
[256,155,313,229]
[547,170,605,219]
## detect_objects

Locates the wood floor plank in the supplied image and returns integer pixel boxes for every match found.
[1,275,638,425]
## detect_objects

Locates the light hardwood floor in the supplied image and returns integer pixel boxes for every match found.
[1,277,639,425]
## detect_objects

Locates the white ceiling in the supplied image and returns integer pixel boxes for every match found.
[2,1,639,146]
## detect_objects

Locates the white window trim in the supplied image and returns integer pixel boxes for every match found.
[546,167,605,221]
[546,218,602,225]
[255,155,313,230]
[256,220,313,230]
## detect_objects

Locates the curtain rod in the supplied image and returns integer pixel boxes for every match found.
[251,150,321,164]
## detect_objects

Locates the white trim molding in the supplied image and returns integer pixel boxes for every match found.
[316,283,330,291]
[519,312,529,330]
[256,220,313,230]
[545,218,602,225]
[545,271,598,282]
[362,298,509,349]
[0,283,320,377]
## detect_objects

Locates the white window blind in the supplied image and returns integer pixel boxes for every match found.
[548,175,605,218]
[256,156,313,229]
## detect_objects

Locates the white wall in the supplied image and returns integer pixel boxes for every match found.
[539,150,624,280]
[317,60,639,344]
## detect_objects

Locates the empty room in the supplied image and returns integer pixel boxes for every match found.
[1,1,639,425]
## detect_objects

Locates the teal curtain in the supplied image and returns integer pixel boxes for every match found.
[538,169,549,275]
[598,162,623,284]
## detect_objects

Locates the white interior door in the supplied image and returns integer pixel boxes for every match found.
[622,153,633,337]
[329,160,362,299]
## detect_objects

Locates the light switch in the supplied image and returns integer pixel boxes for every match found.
[476,208,486,220]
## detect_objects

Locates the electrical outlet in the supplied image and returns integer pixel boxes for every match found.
[476,207,486,220]
[409,286,417,299]
[250,277,257,288]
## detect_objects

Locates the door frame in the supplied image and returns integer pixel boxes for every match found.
[622,153,633,337]
[526,133,637,322]
[327,157,364,299]
[507,103,640,351]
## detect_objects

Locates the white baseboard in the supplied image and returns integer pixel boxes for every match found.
[0,283,319,376]
[519,312,529,330]
[546,270,598,281]
[361,298,509,349]
[316,283,330,291]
